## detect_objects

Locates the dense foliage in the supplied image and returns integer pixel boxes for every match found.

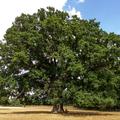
[0,7,120,110]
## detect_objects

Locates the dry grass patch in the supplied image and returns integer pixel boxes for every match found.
[0,106,120,120]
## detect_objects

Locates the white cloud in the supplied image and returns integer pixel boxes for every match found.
[67,7,82,19]
[78,0,85,3]
[0,0,68,40]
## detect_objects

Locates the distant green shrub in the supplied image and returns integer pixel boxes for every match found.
[8,98,22,106]
[0,97,9,105]
[74,91,116,110]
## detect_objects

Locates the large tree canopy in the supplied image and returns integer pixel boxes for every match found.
[0,7,120,111]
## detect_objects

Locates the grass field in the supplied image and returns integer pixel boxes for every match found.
[0,106,120,120]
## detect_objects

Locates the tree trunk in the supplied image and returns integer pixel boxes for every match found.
[51,104,64,113]
[58,103,64,113]
[51,104,59,113]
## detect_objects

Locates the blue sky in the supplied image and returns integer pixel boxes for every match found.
[64,0,120,34]
[0,0,120,40]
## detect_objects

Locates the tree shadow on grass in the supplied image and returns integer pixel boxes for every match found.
[0,110,114,117]
[62,111,113,117]
[0,108,10,110]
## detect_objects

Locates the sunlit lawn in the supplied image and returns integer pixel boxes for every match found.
[0,105,120,120]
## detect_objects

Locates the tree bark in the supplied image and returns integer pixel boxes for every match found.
[51,104,59,113]
[58,103,64,113]
[51,104,64,113]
